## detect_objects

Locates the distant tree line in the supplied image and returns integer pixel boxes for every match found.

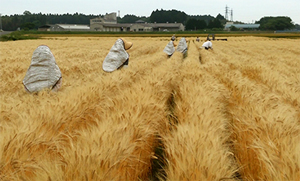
[150,9,188,24]
[149,9,225,30]
[185,13,225,30]
[1,10,296,31]
[256,16,295,30]
[117,14,149,23]
[1,10,100,31]
[2,9,226,31]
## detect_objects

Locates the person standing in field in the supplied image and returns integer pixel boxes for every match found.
[102,38,133,72]
[23,45,62,93]
[176,37,189,54]
[196,37,200,42]
[163,35,177,57]
[202,40,213,50]
[171,34,176,41]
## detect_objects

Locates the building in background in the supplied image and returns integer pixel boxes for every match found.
[38,24,90,31]
[38,12,185,32]
[90,12,184,32]
[90,12,126,31]
[38,24,54,31]
[52,24,90,31]
[224,22,260,31]
[130,21,184,32]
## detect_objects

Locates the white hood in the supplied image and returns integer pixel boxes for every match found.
[176,38,188,53]
[23,45,62,93]
[102,39,129,72]
[163,41,175,55]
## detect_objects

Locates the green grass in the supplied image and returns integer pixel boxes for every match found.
[2,30,300,40]
[0,31,39,41]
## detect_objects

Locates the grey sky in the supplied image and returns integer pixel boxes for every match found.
[1,0,299,24]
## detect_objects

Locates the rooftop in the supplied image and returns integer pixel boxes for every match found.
[57,24,90,30]
[224,23,260,29]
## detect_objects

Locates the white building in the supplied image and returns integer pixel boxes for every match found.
[38,12,185,32]
[54,24,90,31]
[39,24,90,31]
[90,12,185,32]
[224,22,260,31]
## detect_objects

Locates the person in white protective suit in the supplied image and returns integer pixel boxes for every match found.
[102,38,133,72]
[23,45,62,93]
[163,35,177,57]
[176,37,189,54]
[202,40,213,50]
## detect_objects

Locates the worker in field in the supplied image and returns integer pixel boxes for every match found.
[176,37,189,54]
[163,35,177,57]
[196,37,200,42]
[102,38,133,72]
[23,45,62,93]
[171,34,176,41]
[201,40,213,50]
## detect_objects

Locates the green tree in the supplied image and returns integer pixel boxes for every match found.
[188,15,214,25]
[23,10,32,16]
[213,18,223,29]
[150,9,188,24]
[186,18,207,30]
[21,22,35,30]
[229,25,239,31]
[118,14,141,23]
[186,18,197,30]
[257,16,294,30]
[207,18,223,29]
[216,13,225,21]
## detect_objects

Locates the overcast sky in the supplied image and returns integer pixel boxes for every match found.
[1,0,299,24]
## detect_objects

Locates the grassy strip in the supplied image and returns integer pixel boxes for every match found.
[19,30,300,38]
[0,31,39,41]
[1,30,299,40]
[34,33,300,39]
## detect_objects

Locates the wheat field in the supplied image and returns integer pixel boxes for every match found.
[0,36,300,180]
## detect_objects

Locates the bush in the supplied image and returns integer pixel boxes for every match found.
[0,31,38,41]
[230,26,239,31]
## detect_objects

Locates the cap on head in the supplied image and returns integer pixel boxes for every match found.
[120,38,133,50]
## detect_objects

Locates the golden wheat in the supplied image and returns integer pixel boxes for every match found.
[1,36,300,180]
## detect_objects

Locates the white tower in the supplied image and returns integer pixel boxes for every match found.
[225,5,229,20]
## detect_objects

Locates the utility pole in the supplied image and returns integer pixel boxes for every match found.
[230,9,233,22]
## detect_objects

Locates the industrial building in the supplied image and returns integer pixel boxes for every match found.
[38,24,90,31]
[90,13,185,32]
[224,22,260,31]
[129,21,185,32]
[38,12,185,32]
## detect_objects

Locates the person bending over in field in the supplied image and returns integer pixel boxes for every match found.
[176,37,189,54]
[23,45,62,93]
[102,38,133,72]
[201,40,213,50]
[163,35,177,57]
